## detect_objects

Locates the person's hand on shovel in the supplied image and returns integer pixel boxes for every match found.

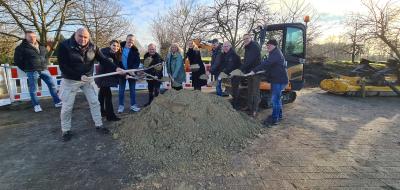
[116,67,125,75]
[81,75,90,82]
[243,71,255,77]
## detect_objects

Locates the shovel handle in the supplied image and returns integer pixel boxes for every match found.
[88,62,164,79]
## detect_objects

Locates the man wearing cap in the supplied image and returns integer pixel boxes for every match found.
[247,39,288,126]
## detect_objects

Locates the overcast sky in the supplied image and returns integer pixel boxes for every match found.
[120,0,370,46]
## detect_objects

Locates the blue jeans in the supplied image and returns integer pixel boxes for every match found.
[118,78,136,106]
[271,83,287,121]
[216,79,222,96]
[26,70,61,106]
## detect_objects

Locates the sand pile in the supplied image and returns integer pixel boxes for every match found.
[116,90,262,172]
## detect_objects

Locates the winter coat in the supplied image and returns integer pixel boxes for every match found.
[119,41,141,70]
[240,41,261,74]
[14,40,48,72]
[210,45,222,75]
[95,47,120,87]
[57,35,116,81]
[166,52,186,85]
[253,47,288,84]
[143,52,163,79]
[219,48,241,75]
[186,48,207,87]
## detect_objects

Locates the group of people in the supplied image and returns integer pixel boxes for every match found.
[14,28,209,141]
[14,27,288,142]
[209,34,289,127]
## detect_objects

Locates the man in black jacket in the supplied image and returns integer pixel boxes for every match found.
[240,34,261,117]
[118,34,141,113]
[210,39,226,96]
[14,31,62,112]
[248,39,288,126]
[219,41,242,109]
[58,28,124,141]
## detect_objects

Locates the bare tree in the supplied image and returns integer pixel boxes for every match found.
[73,0,133,47]
[204,0,271,51]
[151,14,179,58]
[277,0,310,23]
[359,0,400,61]
[167,0,209,53]
[343,13,366,63]
[276,0,321,48]
[0,0,74,56]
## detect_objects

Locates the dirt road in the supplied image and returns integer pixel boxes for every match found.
[0,89,399,189]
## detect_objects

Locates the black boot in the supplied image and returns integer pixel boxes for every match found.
[144,94,154,107]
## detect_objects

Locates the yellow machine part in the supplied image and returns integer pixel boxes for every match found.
[320,75,400,95]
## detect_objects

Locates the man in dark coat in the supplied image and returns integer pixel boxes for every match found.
[14,31,62,112]
[57,28,124,141]
[118,34,141,113]
[218,41,242,109]
[210,39,226,96]
[143,43,163,106]
[240,34,261,117]
[248,39,288,126]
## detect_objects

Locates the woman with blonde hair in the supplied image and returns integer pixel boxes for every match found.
[166,43,186,90]
[186,40,207,90]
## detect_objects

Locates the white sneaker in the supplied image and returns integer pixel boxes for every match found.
[130,105,141,112]
[118,105,124,113]
[34,105,42,112]
[55,102,62,108]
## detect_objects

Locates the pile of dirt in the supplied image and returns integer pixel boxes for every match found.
[115,90,262,173]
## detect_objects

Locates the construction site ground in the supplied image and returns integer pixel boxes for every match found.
[1,87,399,190]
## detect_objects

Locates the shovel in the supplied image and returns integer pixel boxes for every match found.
[190,64,200,72]
[218,69,243,79]
[209,70,265,86]
[89,62,164,80]
[230,69,244,77]
[199,74,208,80]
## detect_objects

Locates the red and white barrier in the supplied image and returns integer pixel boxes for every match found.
[6,65,62,102]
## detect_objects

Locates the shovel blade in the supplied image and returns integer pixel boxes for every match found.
[230,69,243,76]
[199,74,208,80]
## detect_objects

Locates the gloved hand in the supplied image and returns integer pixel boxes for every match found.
[244,71,255,77]
[116,67,125,75]
[81,75,90,82]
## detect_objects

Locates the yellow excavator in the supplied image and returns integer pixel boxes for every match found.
[320,58,400,97]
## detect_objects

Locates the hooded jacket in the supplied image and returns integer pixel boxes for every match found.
[240,41,261,73]
[253,47,288,84]
[119,41,141,70]
[95,47,120,87]
[57,34,115,81]
[14,40,48,72]
[143,52,163,79]
[219,48,241,75]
